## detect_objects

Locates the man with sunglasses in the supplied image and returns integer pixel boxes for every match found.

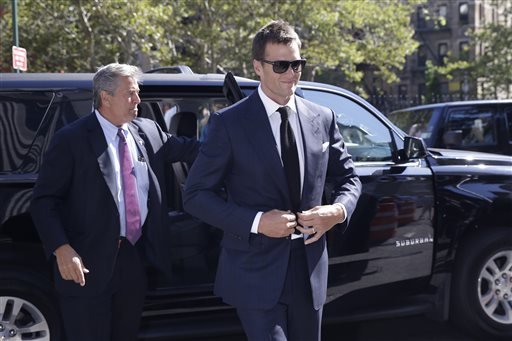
[184,20,361,341]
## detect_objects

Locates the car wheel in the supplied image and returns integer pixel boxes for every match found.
[0,280,61,341]
[451,227,512,339]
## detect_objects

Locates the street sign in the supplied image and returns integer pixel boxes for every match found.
[12,46,27,71]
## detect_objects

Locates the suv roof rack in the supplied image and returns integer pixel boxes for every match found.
[145,66,194,74]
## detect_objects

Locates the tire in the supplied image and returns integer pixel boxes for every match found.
[0,279,62,341]
[451,227,512,339]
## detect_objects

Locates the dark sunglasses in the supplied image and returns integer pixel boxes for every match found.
[260,59,307,74]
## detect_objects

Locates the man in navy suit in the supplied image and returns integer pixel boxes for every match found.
[184,20,361,340]
[30,63,198,341]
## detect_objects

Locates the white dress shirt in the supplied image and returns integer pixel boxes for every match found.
[251,87,305,239]
[95,110,149,237]
[249,88,347,238]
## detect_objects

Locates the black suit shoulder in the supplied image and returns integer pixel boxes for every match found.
[45,113,98,154]
[216,92,260,119]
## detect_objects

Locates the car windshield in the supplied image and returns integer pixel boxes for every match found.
[387,108,435,146]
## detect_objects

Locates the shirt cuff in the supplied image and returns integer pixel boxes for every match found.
[333,203,347,223]
[251,211,263,234]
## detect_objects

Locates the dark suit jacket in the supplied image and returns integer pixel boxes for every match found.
[184,92,361,310]
[30,113,198,296]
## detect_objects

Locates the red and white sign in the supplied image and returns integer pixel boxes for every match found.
[12,46,27,71]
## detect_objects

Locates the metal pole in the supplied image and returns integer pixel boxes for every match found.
[12,0,19,73]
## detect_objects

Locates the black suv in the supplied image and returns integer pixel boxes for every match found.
[387,100,512,156]
[1,72,511,340]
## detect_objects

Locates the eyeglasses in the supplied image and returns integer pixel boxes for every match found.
[260,59,307,74]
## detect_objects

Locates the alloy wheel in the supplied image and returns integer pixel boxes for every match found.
[0,296,50,341]
[478,250,512,324]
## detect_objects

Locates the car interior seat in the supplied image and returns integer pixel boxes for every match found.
[168,111,198,211]
[169,111,197,138]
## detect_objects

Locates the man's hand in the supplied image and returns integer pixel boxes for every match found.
[297,204,345,245]
[54,244,89,286]
[257,209,297,238]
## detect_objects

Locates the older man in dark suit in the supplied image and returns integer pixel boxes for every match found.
[184,20,361,341]
[30,63,198,341]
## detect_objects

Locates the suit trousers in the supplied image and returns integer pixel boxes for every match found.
[58,238,147,341]
[236,239,323,341]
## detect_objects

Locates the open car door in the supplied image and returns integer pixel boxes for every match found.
[223,71,246,105]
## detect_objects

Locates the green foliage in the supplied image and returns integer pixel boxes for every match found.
[471,20,512,97]
[424,60,440,102]
[1,0,179,72]
[1,0,424,95]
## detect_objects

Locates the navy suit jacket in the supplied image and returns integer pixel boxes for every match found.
[184,92,361,310]
[30,113,198,296]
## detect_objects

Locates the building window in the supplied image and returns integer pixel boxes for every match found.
[418,83,426,103]
[460,79,470,99]
[440,82,449,95]
[459,3,469,25]
[459,41,470,60]
[438,4,448,26]
[417,7,427,28]
[418,45,427,67]
[398,84,408,100]
[438,43,448,65]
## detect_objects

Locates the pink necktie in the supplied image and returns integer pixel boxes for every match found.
[118,128,142,244]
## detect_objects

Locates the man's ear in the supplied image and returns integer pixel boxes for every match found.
[100,91,111,107]
[253,59,262,77]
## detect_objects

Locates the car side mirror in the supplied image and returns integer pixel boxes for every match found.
[403,136,427,159]
[443,130,463,147]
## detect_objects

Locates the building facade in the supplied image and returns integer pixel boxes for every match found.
[376,0,510,112]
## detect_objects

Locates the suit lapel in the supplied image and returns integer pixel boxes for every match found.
[243,93,289,198]
[86,113,119,209]
[128,123,162,203]
[127,124,150,166]
[296,98,323,208]
[241,94,325,207]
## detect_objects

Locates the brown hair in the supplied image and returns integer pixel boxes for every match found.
[252,20,301,61]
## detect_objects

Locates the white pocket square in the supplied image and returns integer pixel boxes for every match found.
[322,142,329,152]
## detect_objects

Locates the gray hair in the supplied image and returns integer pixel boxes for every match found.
[93,63,143,109]
[252,20,301,61]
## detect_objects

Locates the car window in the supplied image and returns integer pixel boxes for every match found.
[21,90,92,173]
[301,89,393,162]
[140,96,229,140]
[387,108,436,146]
[446,106,497,147]
[0,92,54,172]
[505,107,512,142]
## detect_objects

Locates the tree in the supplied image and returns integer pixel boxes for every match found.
[165,0,424,97]
[1,0,424,97]
[0,0,180,72]
[160,0,269,75]
[471,4,512,98]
